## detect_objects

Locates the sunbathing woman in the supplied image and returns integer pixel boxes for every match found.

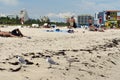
[0,28,28,37]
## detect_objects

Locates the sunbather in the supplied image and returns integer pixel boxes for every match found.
[89,25,104,32]
[0,28,29,38]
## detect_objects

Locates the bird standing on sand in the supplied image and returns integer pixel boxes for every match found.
[46,56,59,68]
[65,56,79,67]
[16,55,27,65]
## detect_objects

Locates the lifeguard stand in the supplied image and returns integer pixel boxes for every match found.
[105,10,120,28]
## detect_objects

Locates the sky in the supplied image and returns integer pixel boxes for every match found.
[0,0,120,22]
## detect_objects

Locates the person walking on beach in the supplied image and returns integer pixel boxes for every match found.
[66,17,70,28]
[88,17,93,27]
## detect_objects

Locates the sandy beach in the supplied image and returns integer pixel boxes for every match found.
[0,26,120,80]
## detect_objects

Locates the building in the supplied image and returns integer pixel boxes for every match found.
[0,13,6,17]
[77,15,94,27]
[94,12,99,25]
[117,16,120,27]
[94,12,106,26]
[95,10,120,28]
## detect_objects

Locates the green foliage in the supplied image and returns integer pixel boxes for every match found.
[0,16,67,27]
[40,16,50,23]
[50,22,67,26]
[0,16,21,25]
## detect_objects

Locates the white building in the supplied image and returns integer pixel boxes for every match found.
[0,13,6,17]
[94,12,99,25]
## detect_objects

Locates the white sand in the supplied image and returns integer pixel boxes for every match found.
[0,27,120,80]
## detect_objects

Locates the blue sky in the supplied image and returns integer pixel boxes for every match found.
[0,0,120,22]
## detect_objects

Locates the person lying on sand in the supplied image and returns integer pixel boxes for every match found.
[89,25,104,32]
[0,28,31,38]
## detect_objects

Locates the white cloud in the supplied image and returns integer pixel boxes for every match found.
[46,12,76,22]
[0,0,18,5]
[47,12,76,18]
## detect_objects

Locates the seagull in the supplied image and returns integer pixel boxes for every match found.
[46,56,59,68]
[65,56,79,67]
[16,55,27,65]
